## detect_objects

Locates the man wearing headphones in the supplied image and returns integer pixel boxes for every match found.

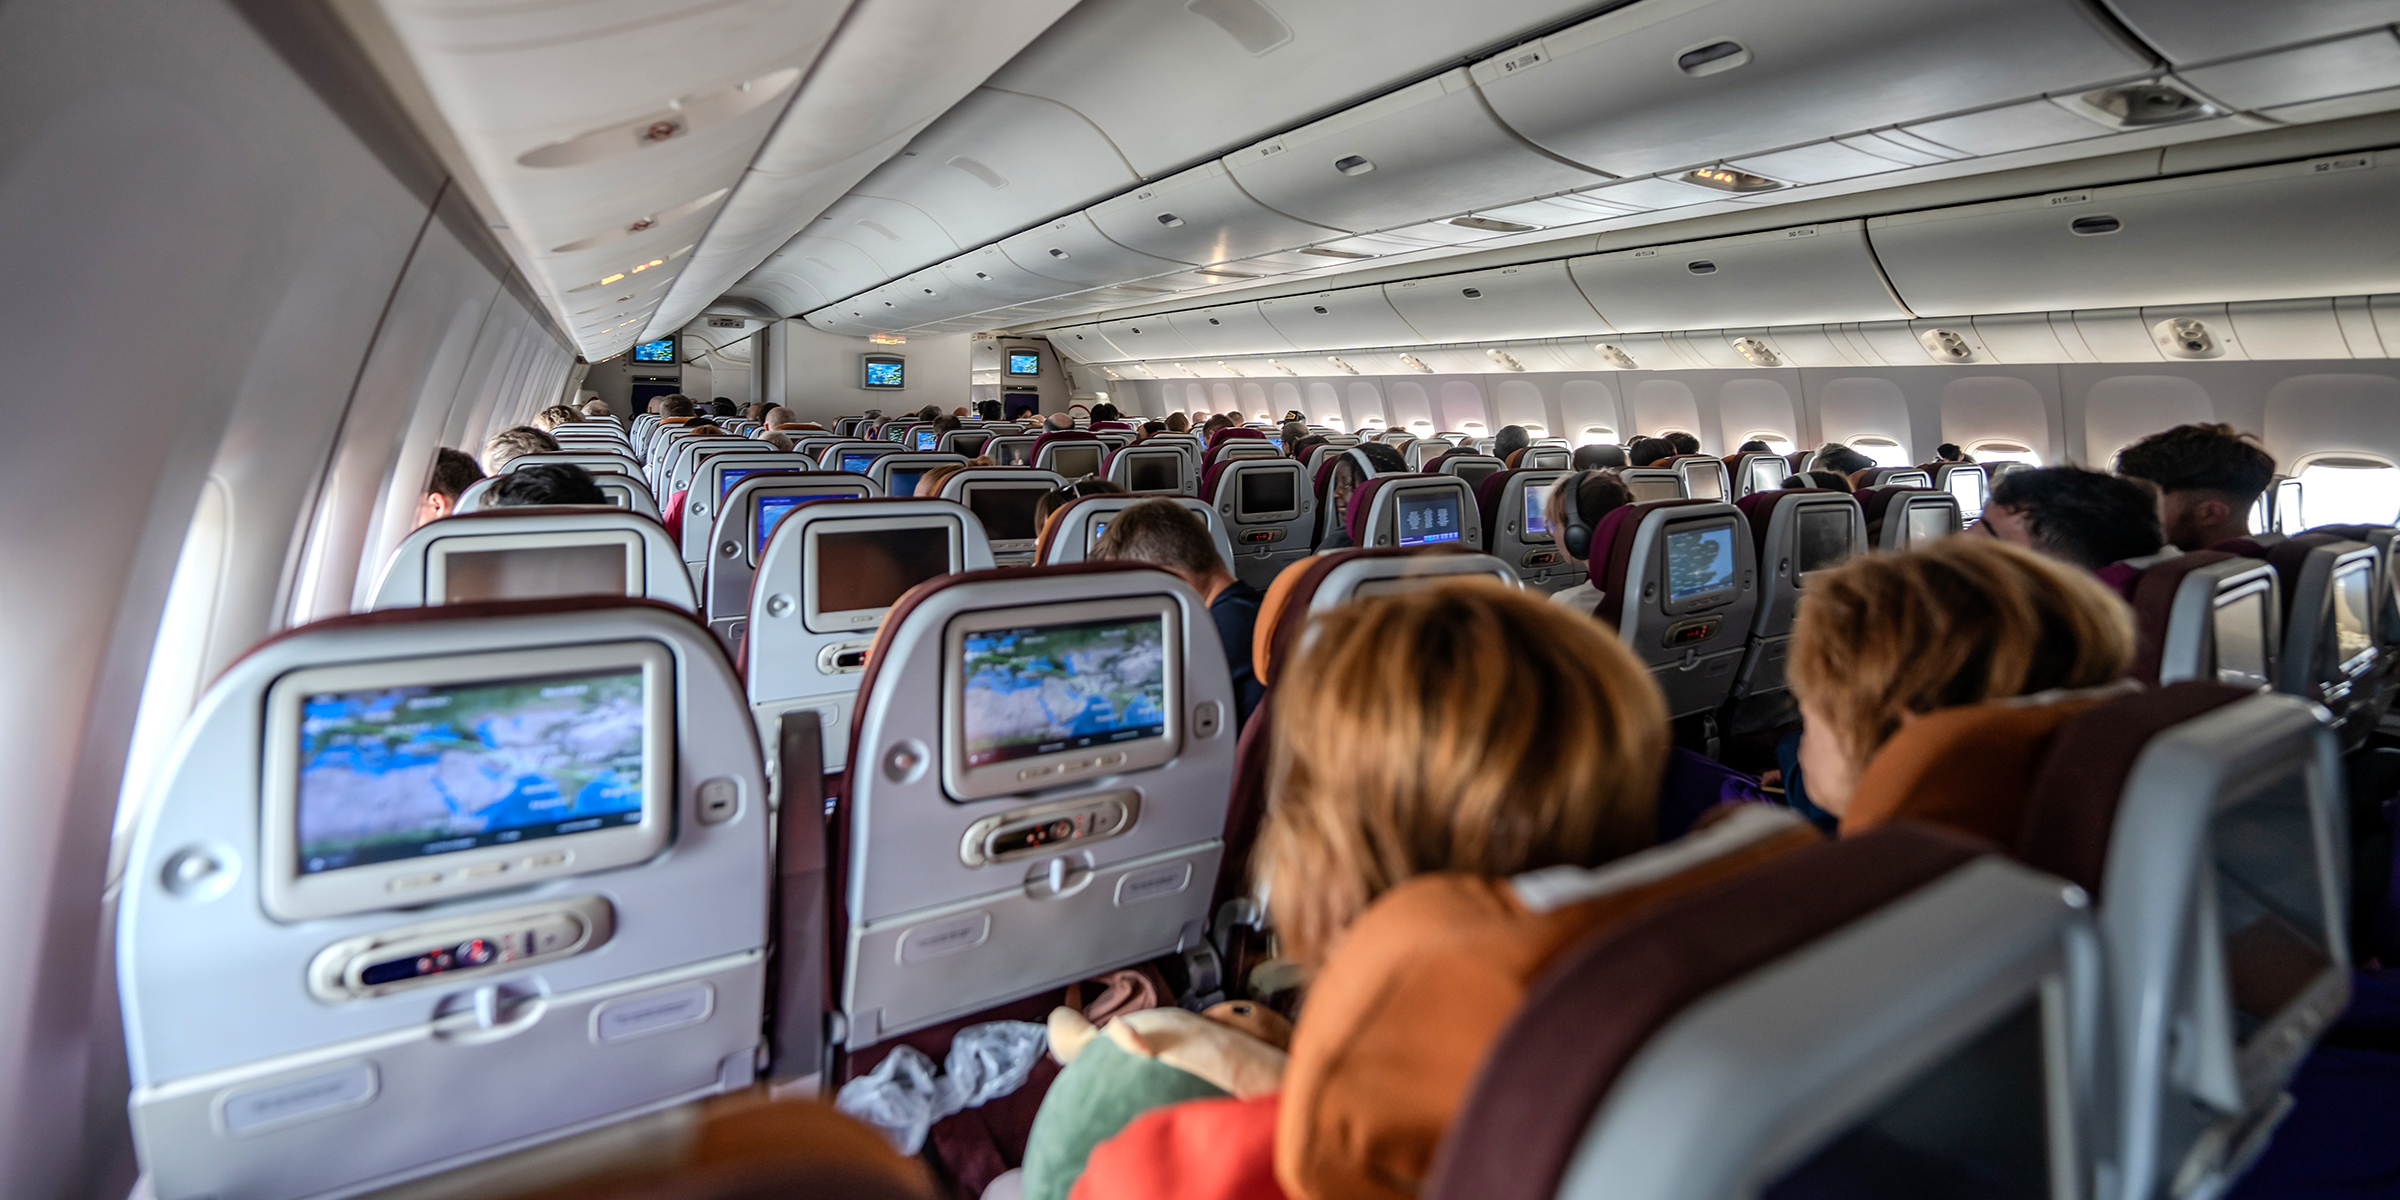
[1543,468,1635,614]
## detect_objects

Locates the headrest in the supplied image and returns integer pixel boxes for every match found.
[2262,532,2355,619]
[1344,475,1413,546]
[371,507,697,612]
[1200,456,1235,500]
[1837,686,2137,844]
[1253,547,1511,688]
[1027,429,1100,457]
[1854,484,1916,526]
[1090,421,1133,432]
[2116,550,2240,681]
[2014,682,2253,893]
[1277,807,1821,1200]
[1423,822,1995,1200]
[1210,427,1267,449]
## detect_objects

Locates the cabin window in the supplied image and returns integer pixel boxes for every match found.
[1578,425,1616,447]
[1521,423,1547,435]
[1849,436,1911,468]
[1969,439,2042,467]
[2294,456,2400,528]
[1743,431,1792,452]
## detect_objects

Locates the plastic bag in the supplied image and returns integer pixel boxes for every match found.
[835,1020,1048,1155]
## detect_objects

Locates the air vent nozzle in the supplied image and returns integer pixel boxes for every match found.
[2073,82,2217,129]
[1461,287,1483,298]
[2070,215,2122,236]
[1595,344,1639,370]
[1919,328,1977,362]
[1686,260,1718,275]
[2153,317,2225,359]
[1732,337,1779,366]
[1676,40,1750,76]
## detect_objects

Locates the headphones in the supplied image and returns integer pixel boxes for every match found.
[1560,469,1600,560]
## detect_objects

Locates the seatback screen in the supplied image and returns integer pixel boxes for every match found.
[1454,462,1499,492]
[954,433,989,457]
[840,451,878,474]
[2333,562,2375,670]
[1396,489,1462,546]
[1665,524,1738,604]
[1239,470,1297,519]
[888,468,927,499]
[2211,777,2334,1047]
[816,526,950,615]
[1627,475,1681,503]
[442,545,625,604]
[2214,588,2271,688]
[1751,457,1787,494]
[1050,445,1102,478]
[1796,508,1854,576]
[718,466,800,501]
[1127,455,1179,492]
[968,487,1045,540]
[1684,465,1724,501]
[295,668,645,874]
[995,440,1031,466]
[961,615,1167,766]
[1948,470,1988,519]
[1906,503,1954,546]
[915,429,937,451]
[1524,485,1552,539]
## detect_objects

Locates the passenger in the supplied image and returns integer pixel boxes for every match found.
[1093,402,1122,423]
[1033,478,1125,534]
[763,405,798,427]
[1091,498,1266,728]
[1201,414,1233,437]
[1492,424,1530,464]
[1812,444,1874,478]
[2113,422,2278,551]
[1291,434,1327,463]
[1279,418,1308,449]
[1044,411,1075,432]
[1786,537,2135,822]
[1544,469,1634,612]
[916,464,966,498]
[413,447,484,528]
[486,463,607,508]
[580,397,614,420]
[480,425,559,473]
[761,432,796,452]
[1786,469,1854,491]
[533,404,580,431]
[744,402,767,422]
[930,412,962,440]
[1572,444,1626,471]
[1141,420,1167,438]
[1627,436,1676,467]
[711,397,736,418]
[953,405,971,418]
[1736,439,1773,454]
[659,395,697,420]
[1979,466,2165,570]
[1935,442,1973,464]
[979,399,1005,421]
[1318,444,1408,550]
[1666,431,1701,457]
[917,403,943,422]
[1165,412,1191,434]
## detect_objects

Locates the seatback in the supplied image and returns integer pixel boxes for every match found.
[1664,454,1730,502]
[1859,466,1933,489]
[833,416,863,437]
[938,467,1070,563]
[1616,468,1686,503]
[867,452,968,501]
[2106,551,2282,688]
[665,437,758,497]
[702,472,882,646]
[679,452,819,572]
[832,564,1236,1047]
[1930,462,1991,522]
[1375,428,1414,446]
[1520,446,1573,471]
[1032,431,1106,479]
[1426,825,2101,1200]
[1206,457,1315,587]
[816,441,901,474]
[1106,443,1195,495]
[1404,439,1450,471]
[1347,474,1485,553]
[984,434,1037,467]
[1205,439,1283,473]
[1726,452,1789,499]
[789,435,845,462]
[1254,549,1520,686]
[745,498,994,772]
[1435,453,1506,494]
[2308,523,2400,646]
[1587,500,1758,717]
[1037,495,1234,572]
[454,472,662,522]
[938,427,992,458]
[1861,486,1961,551]
[2274,475,2306,533]
[117,600,770,1200]
[1730,490,1865,704]
[510,449,645,480]
[2226,534,2382,739]
[1479,469,1573,592]
[901,424,944,452]
[372,509,698,612]
[2067,691,2348,1200]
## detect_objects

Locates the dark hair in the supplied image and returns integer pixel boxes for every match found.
[1353,442,1408,474]
[426,447,484,501]
[931,413,962,435]
[1091,402,1121,423]
[1627,436,1677,467]
[978,399,1004,421]
[1494,425,1532,462]
[1573,444,1627,471]
[1991,467,2164,570]
[1814,444,1876,476]
[1558,469,1633,529]
[1142,420,1167,436]
[1034,477,1125,528]
[489,464,607,508]
[1666,432,1700,457]
[1936,443,1964,462]
[660,395,696,418]
[1292,434,1328,461]
[1092,497,1220,578]
[1737,440,1772,454]
[2114,422,2277,507]
[1803,470,1854,492]
[710,398,736,416]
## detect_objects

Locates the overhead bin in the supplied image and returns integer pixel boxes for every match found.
[2176,30,2400,115]
[1166,304,1293,357]
[999,212,1189,287]
[1050,324,1131,363]
[775,234,894,309]
[1098,315,1200,362]
[811,194,961,277]
[1385,261,1611,343]
[1900,99,2117,158]
[2104,0,2400,66]
[1569,220,1909,332]
[1221,68,1605,235]
[1087,161,1345,267]
[1257,287,1426,351]
[938,245,1068,309]
[1867,153,2400,316]
[853,88,1142,253]
[1471,0,2152,179]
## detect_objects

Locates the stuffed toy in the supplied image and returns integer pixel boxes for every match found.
[1017,1001,1291,1200]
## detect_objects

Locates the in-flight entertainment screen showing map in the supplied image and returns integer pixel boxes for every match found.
[960,616,1167,767]
[294,668,646,874]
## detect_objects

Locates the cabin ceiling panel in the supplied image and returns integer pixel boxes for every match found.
[1569,220,1907,332]
[851,88,1142,250]
[2177,31,2400,114]
[1087,162,1347,267]
[1385,261,1609,343]
[1166,304,1294,357]
[2105,0,2400,66]
[1258,287,1427,352]
[1471,0,2153,178]
[810,194,962,277]
[998,212,1188,286]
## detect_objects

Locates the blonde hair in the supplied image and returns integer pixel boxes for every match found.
[1788,537,2135,772]
[1254,580,1668,970]
[534,405,580,430]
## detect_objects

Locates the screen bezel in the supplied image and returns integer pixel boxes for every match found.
[2202,766,2350,1101]
[802,515,964,632]
[2329,560,2377,676]
[1392,485,1466,548]
[1680,461,1727,501]
[1523,483,1553,541]
[941,593,1185,802]
[963,482,1052,546]
[260,641,677,922]
[862,354,906,390]
[1005,350,1041,377]
[1904,499,1957,547]
[1658,518,1742,615]
[1793,503,1856,583]
[631,337,677,364]
[1624,471,1683,503]
[1046,443,1105,479]
[1123,451,1182,493]
[423,530,645,605]
[747,484,873,564]
[2211,579,2274,689]
[1234,465,1302,524]
[1749,457,1787,495]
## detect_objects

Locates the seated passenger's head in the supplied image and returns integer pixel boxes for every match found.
[917,464,965,498]
[931,413,962,435]
[579,397,612,419]
[1091,498,1229,593]
[1201,414,1232,436]
[1328,444,1408,519]
[1572,444,1626,471]
[1666,431,1701,457]
[1936,442,1967,463]
[1801,470,1853,492]
[1814,444,1875,477]
[487,463,607,508]
[978,399,1004,421]
[1493,424,1532,462]
[711,398,735,417]
[1627,436,1676,468]
[1544,469,1634,563]
[1981,467,2164,570]
[1737,439,1772,454]
[1788,538,2134,817]
[1141,420,1167,437]
[761,431,795,451]
[659,395,696,419]
[2114,422,2276,550]
[1033,477,1126,534]
[763,405,797,427]
[1255,581,1669,969]
[1044,411,1075,431]
[480,425,560,473]
[917,404,943,422]
[1161,411,1188,433]
[415,447,484,528]
[1281,419,1309,447]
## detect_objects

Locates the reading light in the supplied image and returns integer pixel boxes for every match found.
[1269,360,1299,376]
[1594,344,1639,370]
[1327,357,1359,375]
[1486,349,1527,371]
[868,334,906,345]
[1732,337,1779,366]
[1919,328,1977,362]
[1681,167,1782,193]
[1399,354,1433,374]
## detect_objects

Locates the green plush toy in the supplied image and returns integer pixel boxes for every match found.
[1018,1004,1290,1200]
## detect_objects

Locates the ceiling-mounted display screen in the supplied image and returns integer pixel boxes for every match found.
[631,337,677,364]
[863,354,906,390]
[1006,350,1041,376]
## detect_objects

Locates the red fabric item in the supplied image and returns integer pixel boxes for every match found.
[1070,1095,1287,1200]
[663,488,689,540]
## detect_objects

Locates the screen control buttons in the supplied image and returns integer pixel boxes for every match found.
[307,895,614,1002]
[960,790,1140,867]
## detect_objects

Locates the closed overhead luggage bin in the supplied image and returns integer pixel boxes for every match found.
[1167,303,1295,357]
[1088,161,1344,267]
[1258,287,1428,351]
[1569,220,1908,333]
[1472,0,2152,179]
[1386,261,1611,344]
[999,212,1190,288]
[2104,0,2400,66]
[1868,153,2400,316]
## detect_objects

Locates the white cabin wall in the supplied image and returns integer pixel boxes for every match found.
[772,319,973,423]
